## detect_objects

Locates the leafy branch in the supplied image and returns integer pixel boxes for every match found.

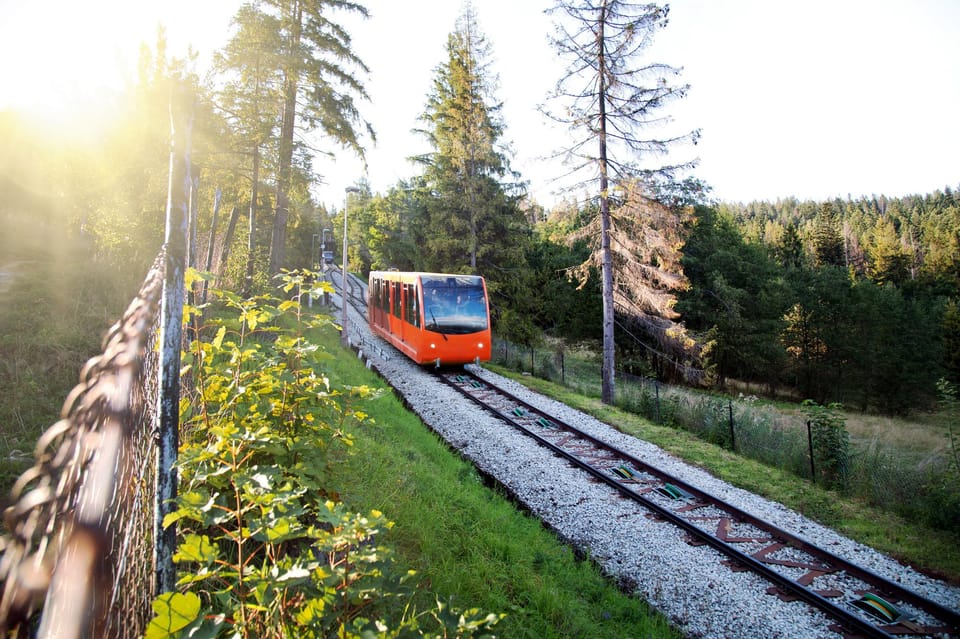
[146,269,502,638]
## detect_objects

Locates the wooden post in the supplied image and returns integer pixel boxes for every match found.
[201,189,222,304]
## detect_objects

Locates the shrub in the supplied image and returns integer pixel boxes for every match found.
[801,400,850,489]
[147,271,501,639]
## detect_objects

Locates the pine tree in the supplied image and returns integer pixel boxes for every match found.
[544,0,699,402]
[416,4,521,272]
[810,202,845,267]
[776,222,805,269]
[257,0,374,275]
[867,217,910,286]
[214,5,285,294]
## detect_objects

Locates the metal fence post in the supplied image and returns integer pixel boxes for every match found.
[155,89,192,595]
[655,381,661,425]
[806,419,816,482]
[728,399,736,451]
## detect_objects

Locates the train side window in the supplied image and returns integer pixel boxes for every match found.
[404,283,420,327]
[392,281,401,318]
[411,284,420,327]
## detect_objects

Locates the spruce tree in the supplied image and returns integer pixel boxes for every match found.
[214,5,285,294]
[810,202,845,267]
[259,0,374,275]
[867,217,910,286]
[415,4,522,273]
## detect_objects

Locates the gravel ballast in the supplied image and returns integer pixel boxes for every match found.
[340,296,960,639]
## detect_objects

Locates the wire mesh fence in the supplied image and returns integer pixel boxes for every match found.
[490,336,960,529]
[0,252,164,638]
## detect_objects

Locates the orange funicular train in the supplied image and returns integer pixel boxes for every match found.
[368,271,492,366]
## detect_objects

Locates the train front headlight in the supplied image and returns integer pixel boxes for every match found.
[429,342,436,350]
[477,342,484,350]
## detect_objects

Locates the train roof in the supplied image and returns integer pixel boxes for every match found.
[369,271,486,285]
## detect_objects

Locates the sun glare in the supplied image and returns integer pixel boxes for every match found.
[0,1,161,139]
[2,5,120,103]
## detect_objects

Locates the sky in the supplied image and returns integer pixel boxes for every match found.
[1,0,958,208]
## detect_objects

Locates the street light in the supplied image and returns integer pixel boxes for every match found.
[342,186,360,346]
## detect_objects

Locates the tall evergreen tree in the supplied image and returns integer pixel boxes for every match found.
[255,0,374,275]
[867,217,910,286]
[214,5,285,294]
[776,222,806,269]
[414,4,533,342]
[544,0,699,402]
[810,201,845,268]
[678,206,788,389]
[415,4,521,272]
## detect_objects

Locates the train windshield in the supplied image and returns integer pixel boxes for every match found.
[421,275,489,335]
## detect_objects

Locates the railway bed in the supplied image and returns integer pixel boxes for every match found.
[332,272,960,638]
[438,369,960,638]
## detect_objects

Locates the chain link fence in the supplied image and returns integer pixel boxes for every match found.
[0,252,164,638]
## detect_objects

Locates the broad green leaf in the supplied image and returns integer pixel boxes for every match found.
[144,591,201,639]
[174,534,219,565]
[263,516,303,543]
[212,325,226,350]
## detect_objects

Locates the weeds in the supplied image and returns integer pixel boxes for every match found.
[147,271,503,639]
[491,341,960,542]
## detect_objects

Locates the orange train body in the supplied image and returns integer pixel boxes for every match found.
[367,271,492,366]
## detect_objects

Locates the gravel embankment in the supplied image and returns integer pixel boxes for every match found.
[340,295,960,639]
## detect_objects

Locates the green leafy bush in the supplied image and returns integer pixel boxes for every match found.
[801,400,850,489]
[147,270,501,638]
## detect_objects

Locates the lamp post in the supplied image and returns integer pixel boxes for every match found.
[342,186,360,345]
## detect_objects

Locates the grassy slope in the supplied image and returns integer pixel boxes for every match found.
[486,365,960,585]
[312,327,680,638]
[0,220,140,494]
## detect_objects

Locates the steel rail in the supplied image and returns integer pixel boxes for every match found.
[439,370,959,639]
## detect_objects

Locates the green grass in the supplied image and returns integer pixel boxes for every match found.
[0,230,141,497]
[487,364,960,584]
[310,327,680,638]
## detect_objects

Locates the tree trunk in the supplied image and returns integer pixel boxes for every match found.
[244,146,260,297]
[598,2,616,405]
[269,0,302,275]
[216,205,240,290]
[201,189,222,304]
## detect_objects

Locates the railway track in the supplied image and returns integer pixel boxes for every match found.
[329,269,958,637]
[437,369,960,639]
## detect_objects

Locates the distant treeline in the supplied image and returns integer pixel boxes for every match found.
[674,189,960,413]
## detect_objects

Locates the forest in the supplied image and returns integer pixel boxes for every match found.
[1,0,958,420]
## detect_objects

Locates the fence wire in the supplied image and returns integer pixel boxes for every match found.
[0,251,164,638]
